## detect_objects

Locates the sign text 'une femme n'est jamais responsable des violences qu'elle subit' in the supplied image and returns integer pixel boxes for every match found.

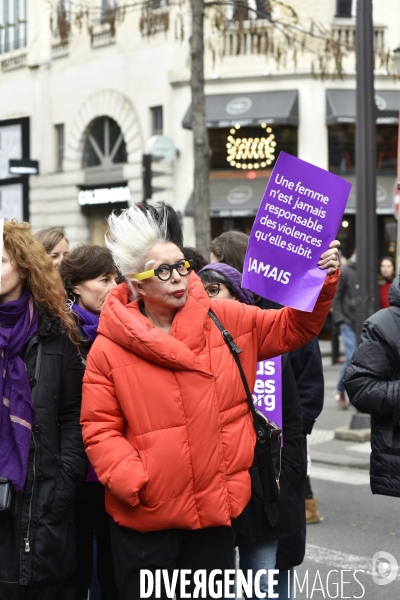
[252,173,330,262]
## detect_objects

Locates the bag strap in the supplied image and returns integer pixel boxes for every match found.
[208,309,266,443]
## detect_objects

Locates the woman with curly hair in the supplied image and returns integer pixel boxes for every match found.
[0,220,87,600]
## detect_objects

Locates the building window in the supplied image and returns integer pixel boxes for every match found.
[151,106,163,135]
[0,0,27,55]
[335,0,352,18]
[147,0,169,8]
[55,0,70,41]
[100,0,117,24]
[55,124,64,172]
[328,123,397,174]
[230,0,271,21]
[83,117,127,169]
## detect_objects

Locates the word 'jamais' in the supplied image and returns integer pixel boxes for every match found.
[248,258,291,284]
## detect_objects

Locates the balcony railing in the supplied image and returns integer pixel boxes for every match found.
[51,41,69,60]
[91,30,116,49]
[331,23,385,53]
[223,19,273,56]
[1,52,27,72]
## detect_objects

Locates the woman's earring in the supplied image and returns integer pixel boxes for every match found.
[66,293,76,310]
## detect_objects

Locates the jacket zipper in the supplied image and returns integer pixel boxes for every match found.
[24,434,37,553]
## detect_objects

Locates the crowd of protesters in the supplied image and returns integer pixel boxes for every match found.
[1,202,395,600]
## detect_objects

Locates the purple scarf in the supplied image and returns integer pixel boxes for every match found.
[0,289,39,491]
[72,303,100,482]
[72,304,99,343]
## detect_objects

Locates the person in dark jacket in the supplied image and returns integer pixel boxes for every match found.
[59,245,119,600]
[0,220,87,600]
[206,231,327,600]
[198,263,304,599]
[332,253,357,408]
[257,299,325,598]
[344,275,400,498]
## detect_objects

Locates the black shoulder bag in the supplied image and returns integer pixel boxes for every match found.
[208,310,282,506]
[0,341,42,518]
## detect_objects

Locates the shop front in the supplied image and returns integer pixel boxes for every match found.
[78,184,131,245]
[80,115,129,244]
[326,89,400,260]
[183,90,299,237]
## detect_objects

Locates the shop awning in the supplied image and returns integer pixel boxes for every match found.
[182,91,298,129]
[343,175,395,215]
[185,177,268,217]
[326,90,400,125]
[185,174,395,217]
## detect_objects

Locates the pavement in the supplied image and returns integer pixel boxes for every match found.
[307,340,371,471]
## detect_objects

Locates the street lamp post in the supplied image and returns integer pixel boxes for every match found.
[346,0,378,431]
[392,47,400,276]
[355,0,378,339]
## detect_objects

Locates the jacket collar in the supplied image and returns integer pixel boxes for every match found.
[98,272,213,372]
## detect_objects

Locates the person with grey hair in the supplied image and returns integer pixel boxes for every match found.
[80,205,340,600]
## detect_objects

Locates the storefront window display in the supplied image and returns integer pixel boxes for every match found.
[329,123,397,174]
[208,124,297,171]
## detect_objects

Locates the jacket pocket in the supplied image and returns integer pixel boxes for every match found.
[49,467,77,524]
[138,483,148,506]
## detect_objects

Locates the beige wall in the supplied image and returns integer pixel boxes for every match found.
[0,0,399,247]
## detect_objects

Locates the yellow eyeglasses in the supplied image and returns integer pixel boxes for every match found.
[131,259,192,282]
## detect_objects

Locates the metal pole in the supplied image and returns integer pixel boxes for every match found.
[355,0,379,340]
[348,0,377,431]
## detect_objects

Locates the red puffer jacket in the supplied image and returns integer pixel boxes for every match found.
[81,271,338,532]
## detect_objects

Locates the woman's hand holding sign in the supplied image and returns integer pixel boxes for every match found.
[318,240,340,276]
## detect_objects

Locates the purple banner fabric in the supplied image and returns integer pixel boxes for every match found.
[242,152,352,311]
[253,357,282,431]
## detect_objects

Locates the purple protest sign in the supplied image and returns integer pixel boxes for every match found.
[242,152,351,311]
[253,357,282,431]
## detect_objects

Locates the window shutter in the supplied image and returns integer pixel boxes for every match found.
[336,0,352,18]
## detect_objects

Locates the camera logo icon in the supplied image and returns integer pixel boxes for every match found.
[372,551,398,586]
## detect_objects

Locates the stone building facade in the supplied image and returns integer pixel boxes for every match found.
[0,0,399,254]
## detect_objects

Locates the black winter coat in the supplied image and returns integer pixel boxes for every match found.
[237,356,303,543]
[290,337,324,435]
[344,276,400,498]
[0,317,87,587]
[332,259,357,330]
[275,337,325,570]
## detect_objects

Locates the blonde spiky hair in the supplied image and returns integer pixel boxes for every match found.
[105,205,169,290]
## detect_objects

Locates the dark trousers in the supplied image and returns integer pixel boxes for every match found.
[62,481,118,600]
[276,435,307,570]
[305,475,313,500]
[109,519,236,600]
